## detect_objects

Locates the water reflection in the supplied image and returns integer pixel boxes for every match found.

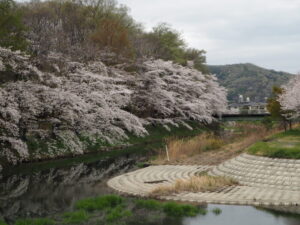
[129,217,184,225]
[184,204,300,225]
[0,156,137,223]
[1,155,300,225]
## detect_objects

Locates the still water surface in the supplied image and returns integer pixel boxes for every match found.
[1,153,300,225]
[184,204,300,225]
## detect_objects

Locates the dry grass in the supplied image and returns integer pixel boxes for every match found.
[153,122,284,165]
[150,175,238,197]
[226,123,282,150]
[155,133,224,162]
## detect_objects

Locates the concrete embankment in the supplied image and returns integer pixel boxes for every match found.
[108,154,300,206]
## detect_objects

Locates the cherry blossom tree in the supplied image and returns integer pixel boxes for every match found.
[0,48,147,164]
[130,60,227,125]
[280,75,300,120]
[0,48,227,165]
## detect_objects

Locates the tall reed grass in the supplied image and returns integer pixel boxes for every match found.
[157,133,224,161]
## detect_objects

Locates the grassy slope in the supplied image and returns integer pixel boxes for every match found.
[247,127,300,159]
[3,122,206,176]
[208,63,292,101]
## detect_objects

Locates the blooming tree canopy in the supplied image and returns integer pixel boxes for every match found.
[130,60,227,125]
[0,47,227,164]
[280,75,300,120]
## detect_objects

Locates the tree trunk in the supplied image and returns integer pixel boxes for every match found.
[283,121,287,131]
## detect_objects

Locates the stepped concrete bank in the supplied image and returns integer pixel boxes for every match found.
[107,154,300,206]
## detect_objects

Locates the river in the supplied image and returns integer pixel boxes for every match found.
[1,151,300,225]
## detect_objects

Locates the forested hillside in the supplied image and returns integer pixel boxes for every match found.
[0,0,227,166]
[208,63,293,102]
[0,0,208,72]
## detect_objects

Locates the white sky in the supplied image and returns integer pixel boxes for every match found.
[118,0,300,73]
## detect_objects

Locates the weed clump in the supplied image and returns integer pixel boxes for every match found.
[163,202,206,217]
[105,206,132,223]
[14,218,54,225]
[212,207,222,215]
[62,210,90,224]
[135,199,207,217]
[75,195,123,211]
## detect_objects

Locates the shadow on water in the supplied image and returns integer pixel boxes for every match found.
[1,153,300,225]
[0,154,140,223]
[116,204,300,225]
[184,204,300,225]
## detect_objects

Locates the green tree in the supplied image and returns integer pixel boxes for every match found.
[267,86,291,130]
[184,48,208,74]
[0,0,27,51]
[148,23,186,64]
[143,24,208,73]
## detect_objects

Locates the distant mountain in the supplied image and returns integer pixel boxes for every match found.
[208,63,293,102]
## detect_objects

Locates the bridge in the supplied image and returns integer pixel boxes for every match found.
[219,113,270,121]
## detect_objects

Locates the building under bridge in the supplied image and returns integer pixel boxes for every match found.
[227,95,269,115]
[227,102,269,115]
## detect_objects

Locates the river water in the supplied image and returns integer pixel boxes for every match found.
[0,153,138,224]
[184,204,300,225]
[1,152,300,225]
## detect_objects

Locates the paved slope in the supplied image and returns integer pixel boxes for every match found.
[107,155,300,206]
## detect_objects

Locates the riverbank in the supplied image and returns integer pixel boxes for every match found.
[2,120,280,178]
[108,155,300,206]
[107,123,300,207]
[1,122,206,177]
[248,126,300,158]
[152,121,283,165]
[2,121,300,224]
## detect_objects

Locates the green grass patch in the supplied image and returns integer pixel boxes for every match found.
[135,162,149,168]
[75,195,123,211]
[105,206,132,223]
[248,127,300,159]
[62,210,90,224]
[135,199,208,217]
[248,142,300,159]
[14,218,54,225]
[272,128,300,139]
[0,221,6,225]
[135,199,162,210]
[79,134,112,152]
[163,202,206,217]
[12,195,211,224]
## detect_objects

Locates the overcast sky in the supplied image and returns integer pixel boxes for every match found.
[118,0,300,73]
